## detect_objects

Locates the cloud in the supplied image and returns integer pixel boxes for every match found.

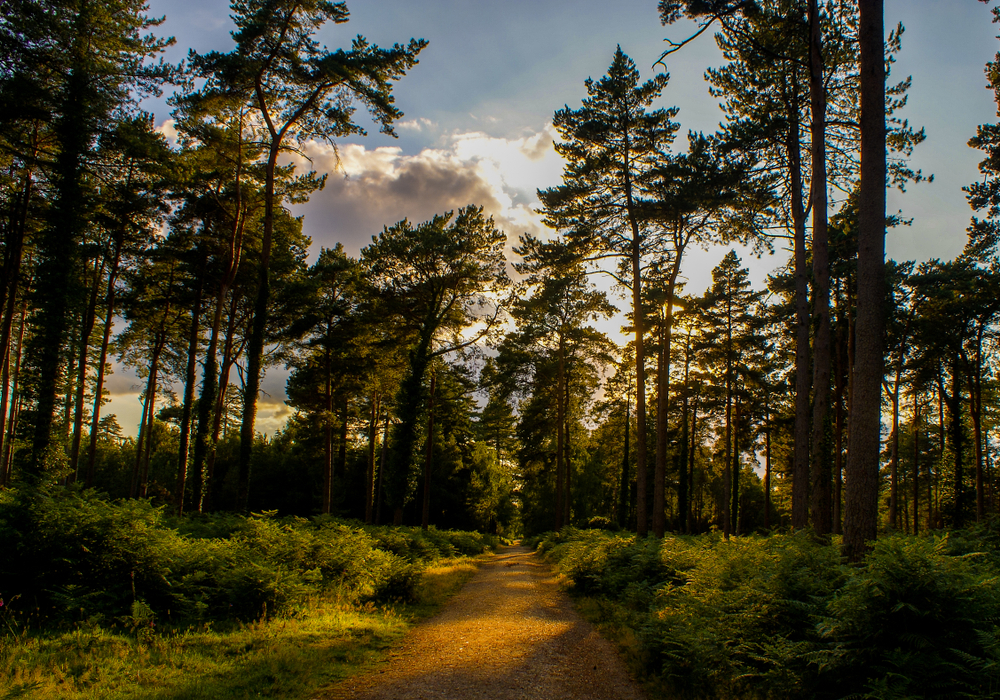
[396,117,435,132]
[156,118,179,147]
[289,124,565,256]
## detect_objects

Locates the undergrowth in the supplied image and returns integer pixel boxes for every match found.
[0,486,491,698]
[537,527,1000,700]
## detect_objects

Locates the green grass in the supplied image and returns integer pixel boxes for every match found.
[0,557,481,700]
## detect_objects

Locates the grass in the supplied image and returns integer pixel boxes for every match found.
[0,557,482,700]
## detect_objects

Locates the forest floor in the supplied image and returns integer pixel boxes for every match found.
[321,545,647,700]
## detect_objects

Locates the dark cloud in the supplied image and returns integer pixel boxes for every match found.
[294,145,511,256]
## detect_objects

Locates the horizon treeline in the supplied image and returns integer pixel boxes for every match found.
[3,0,1000,552]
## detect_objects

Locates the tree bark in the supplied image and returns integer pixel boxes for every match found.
[689,390,700,534]
[764,408,772,530]
[888,378,900,529]
[951,357,965,526]
[808,0,833,536]
[175,274,204,515]
[844,0,886,562]
[554,337,565,531]
[323,330,333,514]
[564,364,572,527]
[1,296,28,487]
[193,285,231,511]
[131,333,164,498]
[912,389,920,533]
[421,373,436,530]
[28,66,91,477]
[376,412,389,525]
[625,162,649,538]
[365,394,379,524]
[69,256,105,479]
[731,397,741,536]
[618,389,631,529]
[0,150,35,473]
[785,70,812,532]
[85,241,122,487]
[678,333,692,533]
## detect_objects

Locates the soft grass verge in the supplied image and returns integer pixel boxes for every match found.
[0,556,481,700]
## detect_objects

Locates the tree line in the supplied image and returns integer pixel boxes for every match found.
[2,0,999,558]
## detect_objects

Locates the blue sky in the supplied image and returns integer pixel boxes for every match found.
[111,0,1000,434]
[141,0,1000,270]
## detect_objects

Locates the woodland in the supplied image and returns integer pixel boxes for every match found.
[4,0,1000,698]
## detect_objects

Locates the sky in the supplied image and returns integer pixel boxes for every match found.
[107,0,1000,436]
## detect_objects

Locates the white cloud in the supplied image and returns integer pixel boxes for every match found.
[396,117,435,132]
[155,118,179,147]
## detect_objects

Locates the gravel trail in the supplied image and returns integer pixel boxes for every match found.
[322,545,647,700]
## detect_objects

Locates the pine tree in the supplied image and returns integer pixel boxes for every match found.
[539,47,679,536]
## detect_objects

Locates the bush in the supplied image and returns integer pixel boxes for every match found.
[0,487,492,628]
[538,528,1000,700]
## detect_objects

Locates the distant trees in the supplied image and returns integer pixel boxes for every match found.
[7,0,1000,548]
[361,206,510,526]
[188,0,426,510]
[539,47,680,536]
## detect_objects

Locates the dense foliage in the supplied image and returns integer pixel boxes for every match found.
[0,487,496,629]
[537,527,1000,699]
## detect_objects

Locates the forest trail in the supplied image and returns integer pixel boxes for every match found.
[322,545,648,700]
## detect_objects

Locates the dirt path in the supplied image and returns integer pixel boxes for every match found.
[323,545,647,700]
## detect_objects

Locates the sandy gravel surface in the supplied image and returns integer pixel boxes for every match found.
[322,545,647,700]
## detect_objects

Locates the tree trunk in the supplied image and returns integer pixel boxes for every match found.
[238,132,282,512]
[421,373,436,530]
[85,241,122,487]
[175,275,204,515]
[678,333,692,533]
[365,394,379,524]
[0,154,34,473]
[951,357,965,526]
[69,256,105,480]
[193,285,229,511]
[376,412,389,525]
[689,390,700,534]
[969,338,985,522]
[724,356,733,540]
[844,0,886,562]
[28,66,91,477]
[786,70,812,532]
[564,365,572,527]
[323,334,333,514]
[618,389,631,529]
[205,292,242,510]
[912,389,920,534]
[138,358,160,499]
[338,394,349,481]
[554,337,566,530]
[889,379,900,529]
[625,170,649,538]
[833,281,847,534]
[131,335,164,498]
[654,302,668,537]
[731,397,741,536]
[1,295,28,487]
[808,0,832,537]
[764,410,772,530]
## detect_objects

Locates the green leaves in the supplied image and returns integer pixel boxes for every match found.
[541,528,1000,700]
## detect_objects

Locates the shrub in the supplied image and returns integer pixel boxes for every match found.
[819,535,1000,699]
[539,528,1000,700]
[0,487,492,627]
